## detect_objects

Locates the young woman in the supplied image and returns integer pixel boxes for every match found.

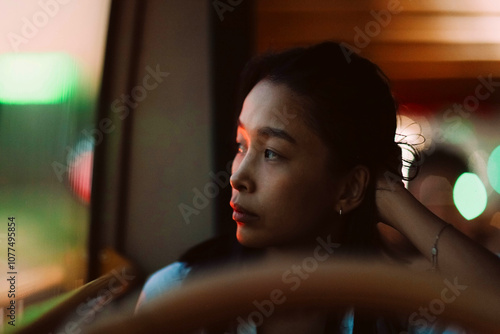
[135,42,500,333]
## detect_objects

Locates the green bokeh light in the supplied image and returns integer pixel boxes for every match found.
[0,53,79,105]
[453,172,487,220]
[488,145,500,194]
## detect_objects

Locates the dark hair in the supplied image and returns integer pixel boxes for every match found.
[236,41,406,253]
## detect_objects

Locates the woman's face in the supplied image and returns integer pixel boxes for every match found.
[230,80,344,249]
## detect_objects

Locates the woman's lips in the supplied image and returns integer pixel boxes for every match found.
[230,202,259,224]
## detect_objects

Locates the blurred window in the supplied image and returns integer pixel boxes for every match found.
[0,0,111,322]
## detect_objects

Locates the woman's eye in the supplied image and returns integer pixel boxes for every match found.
[264,149,279,160]
[236,143,246,154]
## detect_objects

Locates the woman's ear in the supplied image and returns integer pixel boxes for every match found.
[336,165,370,213]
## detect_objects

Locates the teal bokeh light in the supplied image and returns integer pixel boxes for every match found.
[453,172,487,220]
[488,145,500,194]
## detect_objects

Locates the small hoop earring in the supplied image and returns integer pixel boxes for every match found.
[339,208,342,216]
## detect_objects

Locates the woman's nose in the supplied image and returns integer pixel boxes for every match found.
[230,156,256,193]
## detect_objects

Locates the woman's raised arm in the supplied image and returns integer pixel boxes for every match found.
[376,175,500,289]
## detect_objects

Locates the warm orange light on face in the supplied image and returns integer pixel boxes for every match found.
[236,123,251,143]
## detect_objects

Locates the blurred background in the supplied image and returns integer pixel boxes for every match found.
[1,0,500,331]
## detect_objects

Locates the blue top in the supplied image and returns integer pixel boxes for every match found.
[135,261,192,312]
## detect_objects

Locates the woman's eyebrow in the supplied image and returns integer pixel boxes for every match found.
[237,119,297,144]
[257,126,297,145]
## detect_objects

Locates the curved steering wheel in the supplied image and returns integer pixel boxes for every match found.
[88,258,500,333]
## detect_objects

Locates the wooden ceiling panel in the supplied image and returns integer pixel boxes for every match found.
[255,0,500,82]
[257,0,500,14]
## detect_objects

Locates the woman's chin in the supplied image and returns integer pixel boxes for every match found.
[236,228,268,248]
[236,230,255,247]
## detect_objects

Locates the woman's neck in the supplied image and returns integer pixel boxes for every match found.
[263,232,343,263]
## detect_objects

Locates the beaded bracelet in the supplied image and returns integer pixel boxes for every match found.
[431,224,452,271]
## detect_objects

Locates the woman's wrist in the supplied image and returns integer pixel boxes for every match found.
[375,179,409,232]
